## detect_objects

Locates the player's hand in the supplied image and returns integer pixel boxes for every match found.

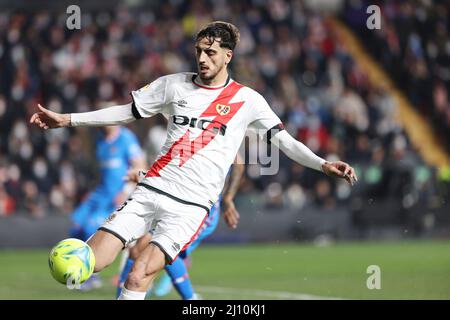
[124,169,146,183]
[321,161,358,186]
[29,104,71,129]
[222,198,240,229]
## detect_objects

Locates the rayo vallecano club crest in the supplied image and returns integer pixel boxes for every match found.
[216,103,231,116]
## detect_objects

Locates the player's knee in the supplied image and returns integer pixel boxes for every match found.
[88,242,114,272]
[129,245,140,260]
[91,252,108,272]
[126,270,145,288]
[93,259,110,273]
[87,229,124,272]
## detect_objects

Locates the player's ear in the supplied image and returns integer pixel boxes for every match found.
[225,49,233,65]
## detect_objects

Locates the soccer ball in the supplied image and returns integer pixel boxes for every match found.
[48,238,95,286]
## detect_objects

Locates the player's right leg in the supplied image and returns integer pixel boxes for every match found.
[149,202,219,299]
[116,233,152,298]
[152,222,211,299]
[182,200,221,257]
[119,242,166,300]
[117,233,196,300]
[87,230,124,272]
[159,201,221,299]
[118,190,208,300]
[88,185,158,274]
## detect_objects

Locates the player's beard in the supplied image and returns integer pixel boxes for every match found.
[198,63,224,83]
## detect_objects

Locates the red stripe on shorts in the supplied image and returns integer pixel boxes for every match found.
[172,212,208,262]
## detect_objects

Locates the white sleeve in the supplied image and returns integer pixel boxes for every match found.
[248,91,282,133]
[271,130,326,172]
[70,103,135,127]
[130,76,169,119]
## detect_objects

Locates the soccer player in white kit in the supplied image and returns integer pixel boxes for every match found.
[30,21,357,300]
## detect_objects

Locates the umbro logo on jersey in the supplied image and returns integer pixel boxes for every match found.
[177,100,188,107]
[172,242,181,252]
[106,213,117,222]
[216,103,231,116]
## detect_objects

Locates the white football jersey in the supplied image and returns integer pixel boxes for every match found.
[131,72,283,213]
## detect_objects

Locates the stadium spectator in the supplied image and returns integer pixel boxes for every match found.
[344,0,450,152]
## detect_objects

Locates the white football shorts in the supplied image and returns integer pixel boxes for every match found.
[99,184,208,263]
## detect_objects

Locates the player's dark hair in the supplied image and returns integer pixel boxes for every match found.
[195,21,240,50]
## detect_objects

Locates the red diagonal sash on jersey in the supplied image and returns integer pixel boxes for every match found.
[147,81,244,177]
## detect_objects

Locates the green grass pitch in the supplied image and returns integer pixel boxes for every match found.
[0,240,449,299]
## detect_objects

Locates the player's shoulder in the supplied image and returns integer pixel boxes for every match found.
[157,72,196,85]
[136,72,194,91]
[236,83,267,103]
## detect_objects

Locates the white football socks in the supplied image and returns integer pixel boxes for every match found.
[118,287,147,300]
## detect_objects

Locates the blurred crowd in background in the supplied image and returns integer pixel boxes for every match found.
[0,0,448,233]
[344,0,450,151]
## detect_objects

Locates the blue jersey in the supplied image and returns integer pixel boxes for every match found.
[95,127,143,197]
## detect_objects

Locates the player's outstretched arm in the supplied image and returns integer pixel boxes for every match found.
[271,130,357,185]
[29,102,136,129]
[321,160,357,185]
[29,104,71,129]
